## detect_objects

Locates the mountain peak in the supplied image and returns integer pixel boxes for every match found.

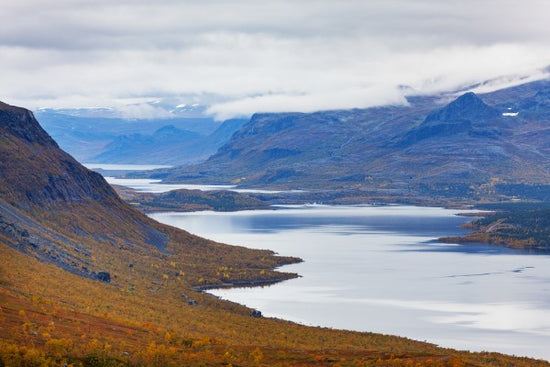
[425,92,500,123]
[0,101,58,147]
[0,101,26,113]
[0,101,117,208]
[399,92,503,145]
[155,124,180,134]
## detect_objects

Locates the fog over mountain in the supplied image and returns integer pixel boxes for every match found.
[160,78,550,202]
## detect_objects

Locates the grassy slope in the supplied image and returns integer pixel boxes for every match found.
[3,242,550,367]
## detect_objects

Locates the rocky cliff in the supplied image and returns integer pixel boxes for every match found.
[0,102,116,208]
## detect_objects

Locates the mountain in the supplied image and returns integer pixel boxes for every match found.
[401,92,503,144]
[160,79,550,201]
[35,109,245,165]
[91,119,246,165]
[92,125,203,165]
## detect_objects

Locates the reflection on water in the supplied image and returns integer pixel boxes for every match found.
[105,177,236,193]
[106,177,304,194]
[150,205,550,361]
[84,163,173,170]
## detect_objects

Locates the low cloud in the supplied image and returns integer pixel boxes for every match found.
[207,86,409,120]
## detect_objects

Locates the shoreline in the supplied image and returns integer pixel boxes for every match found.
[192,276,300,293]
[150,203,550,362]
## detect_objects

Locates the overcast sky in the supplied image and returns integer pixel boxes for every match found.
[2,0,550,119]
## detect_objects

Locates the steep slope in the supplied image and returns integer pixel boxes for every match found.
[162,79,550,199]
[0,101,297,284]
[0,103,118,207]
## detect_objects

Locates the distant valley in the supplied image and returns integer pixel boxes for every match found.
[36,108,246,165]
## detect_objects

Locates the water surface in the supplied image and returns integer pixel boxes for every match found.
[84,163,173,170]
[106,177,236,193]
[107,177,304,194]
[150,205,550,361]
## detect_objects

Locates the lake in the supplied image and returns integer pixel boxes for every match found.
[84,163,173,171]
[150,205,550,361]
[106,176,305,194]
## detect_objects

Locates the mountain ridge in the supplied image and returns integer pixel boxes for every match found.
[158,79,550,201]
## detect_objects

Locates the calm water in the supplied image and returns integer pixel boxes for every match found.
[106,177,305,194]
[84,163,173,170]
[150,205,550,361]
[105,177,236,193]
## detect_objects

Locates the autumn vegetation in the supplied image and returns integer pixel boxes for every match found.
[3,242,550,367]
[441,202,550,252]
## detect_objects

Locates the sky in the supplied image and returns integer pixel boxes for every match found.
[1,0,550,120]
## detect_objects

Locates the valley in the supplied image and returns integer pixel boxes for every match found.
[2,77,550,366]
[3,2,550,366]
[36,108,246,165]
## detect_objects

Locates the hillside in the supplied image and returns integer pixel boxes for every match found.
[1,101,548,366]
[0,102,293,284]
[160,79,550,201]
[440,202,550,252]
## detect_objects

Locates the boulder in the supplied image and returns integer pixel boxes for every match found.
[97,271,111,283]
[251,310,262,318]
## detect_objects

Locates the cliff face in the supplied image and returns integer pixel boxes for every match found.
[0,102,118,208]
[0,102,58,146]
[0,101,171,279]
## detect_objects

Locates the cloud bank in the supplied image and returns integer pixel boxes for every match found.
[1,0,550,119]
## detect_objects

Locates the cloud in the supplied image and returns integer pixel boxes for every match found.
[1,1,550,118]
[207,86,409,120]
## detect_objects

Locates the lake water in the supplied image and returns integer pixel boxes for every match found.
[106,177,305,194]
[150,205,550,361]
[84,163,173,171]
[105,177,237,193]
